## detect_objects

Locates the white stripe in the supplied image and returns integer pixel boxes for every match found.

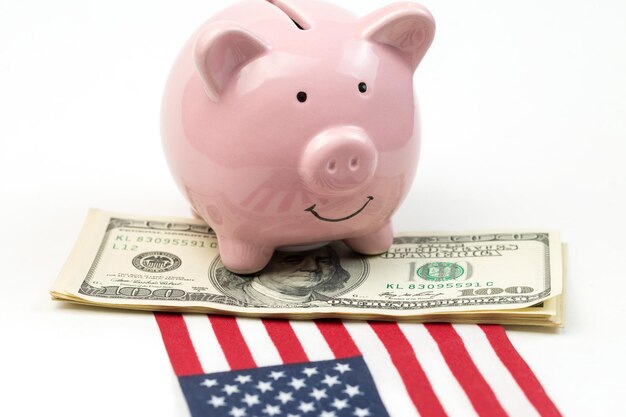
[289,321,335,362]
[398,323,478,417]
[343,322,421,417]
[183,314,229,374]
[453,324,541,417]
[236,317,283,367]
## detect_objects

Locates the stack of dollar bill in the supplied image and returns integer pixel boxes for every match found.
[51,209,565,327]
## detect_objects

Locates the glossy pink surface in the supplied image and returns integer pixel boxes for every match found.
[161,0,435,273]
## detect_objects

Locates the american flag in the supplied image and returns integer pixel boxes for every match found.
[155,314,561,417]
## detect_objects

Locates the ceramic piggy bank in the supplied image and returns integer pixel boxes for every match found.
[161,0,435,273]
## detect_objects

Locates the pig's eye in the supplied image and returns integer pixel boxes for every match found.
[297,91,308,103]
[358,82,368,93]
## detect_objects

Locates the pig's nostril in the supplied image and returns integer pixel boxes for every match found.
[327,160,337,174]
[349,157,359,171]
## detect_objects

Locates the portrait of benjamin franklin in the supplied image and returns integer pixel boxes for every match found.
[211,245,367,307]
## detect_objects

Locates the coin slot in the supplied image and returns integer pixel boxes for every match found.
[266,0,311,30]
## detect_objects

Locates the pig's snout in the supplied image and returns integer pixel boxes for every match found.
[299,127,378,196]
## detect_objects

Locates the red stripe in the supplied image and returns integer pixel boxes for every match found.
[370,322,448,417]
[315,319,361,358]
[480,325,562,417]
[154,313,203,377]
[262,319,309,364]
[208,315,256,370]
[426,323,508,417]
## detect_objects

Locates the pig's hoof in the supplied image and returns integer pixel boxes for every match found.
[217,236,274,274]
[343,222,393,255]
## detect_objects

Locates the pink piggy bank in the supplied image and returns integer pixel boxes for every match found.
[161,0,435,273]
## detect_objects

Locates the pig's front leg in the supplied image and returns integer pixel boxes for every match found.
[343,221,393,255]
[217,235,274,274]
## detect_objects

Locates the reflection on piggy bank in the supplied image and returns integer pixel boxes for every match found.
[161,0,435,273]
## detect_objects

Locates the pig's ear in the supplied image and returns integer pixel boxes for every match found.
[193,23,270,102]
[360,2,435,71]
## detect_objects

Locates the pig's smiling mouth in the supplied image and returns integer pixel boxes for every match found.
[304,196,374,223]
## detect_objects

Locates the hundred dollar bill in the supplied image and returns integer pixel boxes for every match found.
[51,209,565,326]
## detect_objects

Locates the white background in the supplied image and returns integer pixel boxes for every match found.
[1,0,625,415]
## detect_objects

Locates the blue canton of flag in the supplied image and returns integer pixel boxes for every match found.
[179,357,389,417]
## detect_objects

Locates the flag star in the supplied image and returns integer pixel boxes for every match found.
[229,406,247,417]
[309,388,327,401]
[207,395,226,408]
[200,378,218,388]
[288,377,306,390]
[242,393,260,407]
[275,391,294,404]
[343,385,362,398]
[334,363,351,374]
[223,384,240,396]
[302,367,318,377]
[331,398,349,410]
[321,375,340,388]
[320,411,337,417]
[287,415,301,417]
[269,371,286,380]
[353,408,371,417]
[256,380,274,393]
[298,401,315,413]
[235,375,253,384]
[262,404,281,416]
